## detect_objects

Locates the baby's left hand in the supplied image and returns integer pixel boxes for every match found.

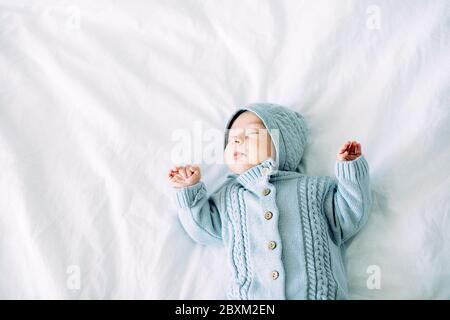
[337,140,362,161]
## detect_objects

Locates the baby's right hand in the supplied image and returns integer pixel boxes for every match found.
[168,165,201,188]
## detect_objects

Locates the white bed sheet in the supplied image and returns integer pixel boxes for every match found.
[0,0,449,299]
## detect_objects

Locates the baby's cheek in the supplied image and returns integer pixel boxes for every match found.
[251,139,266,161]
[223,146,234,164]
[245,141,258,164]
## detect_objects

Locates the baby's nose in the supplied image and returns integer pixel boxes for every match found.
[233,137,243,144]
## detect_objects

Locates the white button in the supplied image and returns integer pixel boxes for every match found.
[268,241,277,250]
[264,211,273,220]
[271,271,279,280]
[262,188,271,196]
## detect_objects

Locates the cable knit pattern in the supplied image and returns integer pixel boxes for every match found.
[270,107,307,171]
[174,103,372,299]
[298,176,338,299]
[225,183,253,299]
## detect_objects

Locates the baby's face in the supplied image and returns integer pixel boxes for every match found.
[224,111,276,175]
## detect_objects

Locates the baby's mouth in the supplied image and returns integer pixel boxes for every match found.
[233,151,246,159]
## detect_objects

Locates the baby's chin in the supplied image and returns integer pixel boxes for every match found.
[226,162,257,175]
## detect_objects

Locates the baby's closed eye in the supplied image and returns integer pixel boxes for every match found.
[245,129,259,136]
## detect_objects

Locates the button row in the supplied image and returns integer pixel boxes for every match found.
[262,185,277,280]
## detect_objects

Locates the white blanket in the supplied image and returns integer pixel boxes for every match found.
[0,0,449,299]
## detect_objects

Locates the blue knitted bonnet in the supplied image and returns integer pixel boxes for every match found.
[224,103,308,173]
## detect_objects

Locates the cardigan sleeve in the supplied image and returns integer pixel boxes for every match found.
[174,181,223,246]
[323,155,372,246]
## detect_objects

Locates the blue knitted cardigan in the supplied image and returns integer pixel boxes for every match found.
[174,103,372,300]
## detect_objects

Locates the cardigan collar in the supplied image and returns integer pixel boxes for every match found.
[225,157,304,193]
[225,158,278,191]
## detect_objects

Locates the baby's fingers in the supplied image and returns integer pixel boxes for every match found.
[191,166,201,178]
[348,141,355,154]
[178,167,188,179]
[355,143,361,155]
[168,169,177,178]
[338,141,351,154]
[185,165,195,178]
[168,166,182,176]
[349,141,360,155]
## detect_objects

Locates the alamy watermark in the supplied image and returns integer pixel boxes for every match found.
[66,265,81,290]
[170,122,279,168]
[366,265,381,290]
[66,5,81,30]
[366,5,381,30]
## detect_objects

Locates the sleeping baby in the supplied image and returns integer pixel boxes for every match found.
[168,103,372,300]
